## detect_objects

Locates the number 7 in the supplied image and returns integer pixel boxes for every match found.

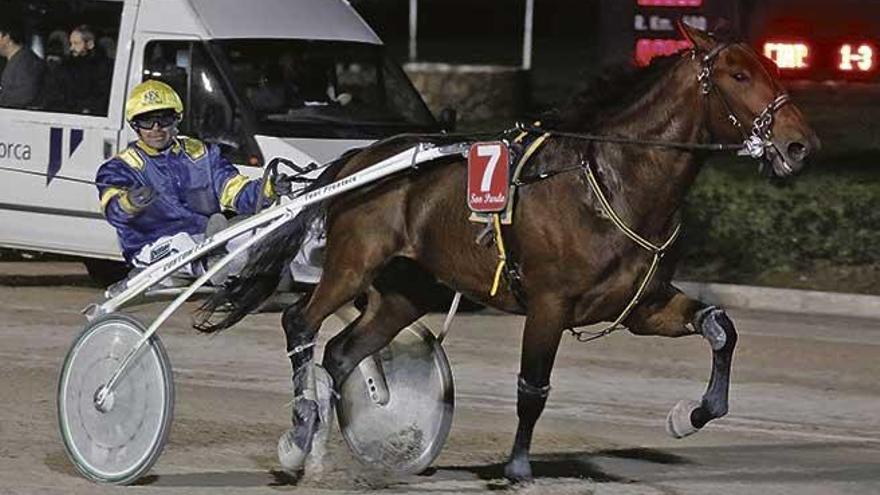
[477,144,502,192]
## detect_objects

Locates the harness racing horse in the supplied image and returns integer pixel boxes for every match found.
[198,23,819,482]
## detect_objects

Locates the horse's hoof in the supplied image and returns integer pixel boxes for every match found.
[277,428,307,473]
[666,399,701,439]
[503,458,533,483]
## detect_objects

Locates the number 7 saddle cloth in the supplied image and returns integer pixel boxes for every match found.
[468,128,550,225]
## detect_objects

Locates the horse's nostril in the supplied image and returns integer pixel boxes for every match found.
[787,142,808,162]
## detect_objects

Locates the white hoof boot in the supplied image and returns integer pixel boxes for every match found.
[278,428,307,474]
[666,399,701,439]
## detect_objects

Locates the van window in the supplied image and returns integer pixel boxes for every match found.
[0,0,121,115]
[213,40,438,139]
[143,41,255,164]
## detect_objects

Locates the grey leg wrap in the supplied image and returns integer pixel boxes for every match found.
[667,306,738,438]
[280,304,321,468]
[695,306,728,351]
[695,306,737,422]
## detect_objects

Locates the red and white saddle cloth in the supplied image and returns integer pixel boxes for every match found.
[467,131,551,224]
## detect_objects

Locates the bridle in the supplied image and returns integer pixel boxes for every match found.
[695,43,791,161]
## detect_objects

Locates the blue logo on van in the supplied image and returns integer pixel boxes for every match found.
[47,127,84,185]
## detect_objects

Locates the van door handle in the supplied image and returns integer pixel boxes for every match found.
[103,139,115,159]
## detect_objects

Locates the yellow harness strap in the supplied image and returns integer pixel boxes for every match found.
[486,130,550,296]
[489,213,507,296]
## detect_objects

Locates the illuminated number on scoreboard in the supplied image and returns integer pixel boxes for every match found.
[839,44,874,72]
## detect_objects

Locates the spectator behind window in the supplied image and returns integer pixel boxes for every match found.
[45,25,112,115]
[45,29,69,66]
[0,17,47,108]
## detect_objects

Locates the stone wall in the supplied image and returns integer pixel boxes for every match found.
[403,63,528,122]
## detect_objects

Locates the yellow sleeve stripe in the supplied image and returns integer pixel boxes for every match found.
[100,187,124,210]
[262,177,274,198]
[100,187,140,215]
[220,174,251,211]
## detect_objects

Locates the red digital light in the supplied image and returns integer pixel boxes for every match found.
[763,42,810,70]
[637,0,702,6]
[839,44,874,72]
[635,39,693,66]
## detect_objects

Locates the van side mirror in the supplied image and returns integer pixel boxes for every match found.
[438,108,457,132]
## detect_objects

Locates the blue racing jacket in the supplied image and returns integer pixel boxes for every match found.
[96,137,272,263]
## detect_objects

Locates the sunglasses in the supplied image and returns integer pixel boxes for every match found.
[132,113,178,130]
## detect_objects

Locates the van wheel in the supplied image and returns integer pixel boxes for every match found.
[83,259,129,287]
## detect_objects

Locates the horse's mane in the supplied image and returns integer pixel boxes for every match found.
[548,21,747,132]
[547,53,684,132]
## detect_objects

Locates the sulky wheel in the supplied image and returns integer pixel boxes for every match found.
[57,313,174,484]
[336,321,454,474]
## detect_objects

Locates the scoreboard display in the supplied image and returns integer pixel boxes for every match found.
[751,0,879,81]
[630,0,740,66]
[596,0,878,82]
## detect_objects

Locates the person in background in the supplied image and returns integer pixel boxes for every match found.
[48,25,113,114]
[96,80,292,279]
[0,17,46,108]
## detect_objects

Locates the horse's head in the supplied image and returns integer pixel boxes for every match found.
[680,22,821,178]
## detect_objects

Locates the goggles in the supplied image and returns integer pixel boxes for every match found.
[131,112,178,130]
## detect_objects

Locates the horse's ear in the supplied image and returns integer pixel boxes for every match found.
[677,18,715,53]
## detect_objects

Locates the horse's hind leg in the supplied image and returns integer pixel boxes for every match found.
[322,282,430,387]
[278,235,397,473]
[505,294,568,483]
[322,260,438,385]
[624,285,739,438]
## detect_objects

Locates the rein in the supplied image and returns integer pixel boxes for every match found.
[517,124,743,152]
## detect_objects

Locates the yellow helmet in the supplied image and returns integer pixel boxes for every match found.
[125,80,184,122]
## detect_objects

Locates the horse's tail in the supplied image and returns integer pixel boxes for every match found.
[193,155,350,333]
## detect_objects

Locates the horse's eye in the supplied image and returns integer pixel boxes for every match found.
[732,72,750,82]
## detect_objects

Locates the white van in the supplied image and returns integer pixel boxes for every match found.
[0,0,440,282]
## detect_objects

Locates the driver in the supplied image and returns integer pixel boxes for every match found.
[95,80,291,277]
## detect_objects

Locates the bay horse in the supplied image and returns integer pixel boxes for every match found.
[198,23,819,482]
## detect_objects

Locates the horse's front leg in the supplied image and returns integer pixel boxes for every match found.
[505,294,567,483]
[624,286,738,438]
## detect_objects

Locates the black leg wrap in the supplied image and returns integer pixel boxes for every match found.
[282,304,317,371]
[690,405,714,429]
[517,375,551,398]
[504,376,551,483]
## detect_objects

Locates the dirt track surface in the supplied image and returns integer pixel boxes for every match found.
[1,262,879,494]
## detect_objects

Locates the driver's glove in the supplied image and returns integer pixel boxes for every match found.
[123,185,157,213]
[273,173,295,197]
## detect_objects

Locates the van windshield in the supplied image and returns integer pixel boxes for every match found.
[213,40,439,138]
